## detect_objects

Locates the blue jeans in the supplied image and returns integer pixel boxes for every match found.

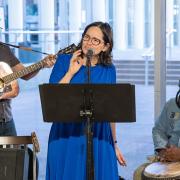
[0,119,17,136]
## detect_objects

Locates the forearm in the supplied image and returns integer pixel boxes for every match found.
[12,63,40,80]
[59,72,74,84]
[21,70,40,80]
[0,91,18,99]
[0,83,19,99]
[110,123,117,145]
[176,148,180,161]
[152,128,169,150]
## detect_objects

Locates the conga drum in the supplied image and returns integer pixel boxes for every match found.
[142,162,180,180]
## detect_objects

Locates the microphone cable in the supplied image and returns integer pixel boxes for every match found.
[175,80,180,108]
[0,41,49,55]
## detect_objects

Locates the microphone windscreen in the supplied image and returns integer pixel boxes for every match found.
[87,48,94,57]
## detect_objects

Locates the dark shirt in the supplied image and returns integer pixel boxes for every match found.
[0,43,20,66]
[0,43,20,122]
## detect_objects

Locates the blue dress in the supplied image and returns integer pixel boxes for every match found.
[46,54,119,180]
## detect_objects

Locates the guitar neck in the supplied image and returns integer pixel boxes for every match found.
[2,60,45,84]
[1,43,78,85]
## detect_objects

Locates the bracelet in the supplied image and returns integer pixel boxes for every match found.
[114,140,118,144]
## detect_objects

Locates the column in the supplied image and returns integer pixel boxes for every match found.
[92,0,106,22]
[58,0,82,48]
[0,6,5,41]
[178,1,180,47]
[8,0,23,43]
[38,0,55,54]
[69,0,82,44]
[134,0,144,49]
[154,0,166,119]
[151,0,155,46]
[113,0,127,50]
[58,0,69,48]
[166,0,174,50]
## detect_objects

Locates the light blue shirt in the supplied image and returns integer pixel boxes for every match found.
[152,98,180,150]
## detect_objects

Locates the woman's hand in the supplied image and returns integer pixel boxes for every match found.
[68,50,83,76]
[115,145,127,166]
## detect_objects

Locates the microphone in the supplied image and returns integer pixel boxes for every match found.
[86,49,94,57]
[86,49,94,82]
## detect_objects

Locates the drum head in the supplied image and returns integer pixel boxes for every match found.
[143,162,180,179]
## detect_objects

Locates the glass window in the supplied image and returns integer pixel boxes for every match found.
[173,0,179,46]
[144,0,152,47]
[26,0,38,16]
[166,0,180,99]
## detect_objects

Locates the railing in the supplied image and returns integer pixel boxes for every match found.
[0,30,83,58]
[141,28,176,85]
[142,45,154,86]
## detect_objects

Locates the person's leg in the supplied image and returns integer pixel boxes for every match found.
[0,119,17,136]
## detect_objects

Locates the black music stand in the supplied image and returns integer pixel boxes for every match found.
[39,83,136,180]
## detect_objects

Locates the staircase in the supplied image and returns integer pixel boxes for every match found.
[113,59,180,85]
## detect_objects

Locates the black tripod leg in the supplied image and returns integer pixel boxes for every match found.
[86,118,94,180]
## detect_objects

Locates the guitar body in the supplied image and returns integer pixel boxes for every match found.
[0,62,13,94]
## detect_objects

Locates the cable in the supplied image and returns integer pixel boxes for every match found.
[175,80,180,108]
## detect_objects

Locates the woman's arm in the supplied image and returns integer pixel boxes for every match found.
[110,123,117,145]
[59,71,74,84]
[110,123,127,166]
[59,50,83,84]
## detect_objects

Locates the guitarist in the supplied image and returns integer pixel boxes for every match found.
[0,42,55,136]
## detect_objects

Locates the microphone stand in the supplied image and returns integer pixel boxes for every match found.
[80,53,95,180]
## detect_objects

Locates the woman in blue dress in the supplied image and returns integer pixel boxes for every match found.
[46,21,126,180]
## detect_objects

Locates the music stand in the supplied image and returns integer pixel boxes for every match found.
[39,83,136,180]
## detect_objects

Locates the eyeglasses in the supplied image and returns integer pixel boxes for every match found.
[82,34,104,46]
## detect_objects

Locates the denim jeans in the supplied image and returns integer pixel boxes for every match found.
[0,119,17,136]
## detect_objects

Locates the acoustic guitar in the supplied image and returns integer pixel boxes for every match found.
[0,43,77,94]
